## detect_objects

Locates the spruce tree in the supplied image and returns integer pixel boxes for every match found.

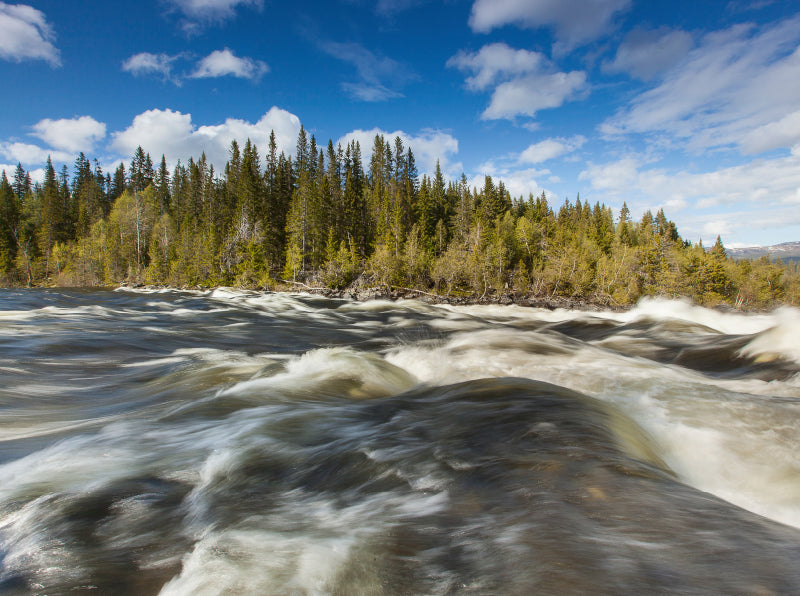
[155,155,171,215]
[0,172,20,273]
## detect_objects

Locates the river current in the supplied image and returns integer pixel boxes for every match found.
[0,288,799,594]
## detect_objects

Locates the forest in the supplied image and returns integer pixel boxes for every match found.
[1,126,798,310]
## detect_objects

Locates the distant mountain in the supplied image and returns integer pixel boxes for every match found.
[727,241,800,262]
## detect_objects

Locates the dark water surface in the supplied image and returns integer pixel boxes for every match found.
[1,288,799,594]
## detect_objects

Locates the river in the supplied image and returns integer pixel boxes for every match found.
[1,288,799,594]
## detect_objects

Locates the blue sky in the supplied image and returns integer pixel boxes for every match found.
[1,0,799,247]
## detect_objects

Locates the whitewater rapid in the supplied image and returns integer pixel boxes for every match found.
[0,288,798,594]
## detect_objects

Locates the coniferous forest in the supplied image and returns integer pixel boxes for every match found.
[1,126,798,310]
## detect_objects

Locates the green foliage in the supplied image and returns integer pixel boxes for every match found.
[367,243,404,288]
[1,129,798,310]
[322,233,358,289]
[432,241,471,295]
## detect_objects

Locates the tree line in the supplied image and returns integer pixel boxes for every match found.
[1,126,798,309]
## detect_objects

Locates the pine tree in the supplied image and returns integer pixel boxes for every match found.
[38,157,63,276]
[109,163,127,201]
[129,146,154,193]
[0,171,20,273]
[617,202,633,246]
[263,132,289,268]
[343,141,367,256]
[286,127,312,273]
[155,155,171,215]
[12,163,31,204]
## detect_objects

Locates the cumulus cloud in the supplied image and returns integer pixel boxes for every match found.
[110,107,301,169]
[601,17,800,154]
[337,128,461,177]
[190,48,268,80]
[518,135,586,164]
[604,27,694,81]
[0,2,60,65]
[469,0,631,49]
[0,163,43,184]
[320,41,412,102]
[0,115,105,170]
[447,43,546,91]
[31,116,107,154]
[122,49,268,83]
[448,43,587,121]
[0,141,72,165]
[122,52,183,83]
[163,0,262,30]
[485,72,587,120]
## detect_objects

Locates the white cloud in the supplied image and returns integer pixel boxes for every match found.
[604,27,694,81]
[601,17,800,154]
[337,128,461,177]
[483,71,587,120]
[123,49,267,83]
[0,2,59,65]
[469,0,631,49]
[0,162,43,185]
[166,0,263,22]
[448,43,587,121]
[578,156,642,194]
[110,107,301,170]
[702,219,733,238]
[0,163,22,181]
[741,109,800,154]
[190,48,268,80]
[122,52,182,83]
[578,151,800,243]
[31,116,106,154]
[519,135,586,164]
[468,167,551,201]
[466,151,560,200]
[320,41,412,102]
[447,43,546,91]
[0,141,72,165]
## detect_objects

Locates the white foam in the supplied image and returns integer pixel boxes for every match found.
[739,306,800,365]
[622,297,778,335]
[384,321,800,530]
[206,287,319,314]
[0,495,89,588]
[158,527,355,595]
[221,347,418,400]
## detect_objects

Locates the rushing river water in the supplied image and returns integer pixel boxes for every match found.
[0,288,799,595]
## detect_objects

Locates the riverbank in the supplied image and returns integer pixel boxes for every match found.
[114,275,633,313]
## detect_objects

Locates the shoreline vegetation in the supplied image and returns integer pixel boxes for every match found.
[120,277,629,312]
[2,127,799,311]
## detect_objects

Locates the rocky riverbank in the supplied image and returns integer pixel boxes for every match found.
[120,273,629,312]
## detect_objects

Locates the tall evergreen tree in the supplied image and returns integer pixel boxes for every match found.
[37,157,63,276]
[0,172,20,273]
[110,163,127,201]
[129,146,154,193]
[154,155,171,214]
[286,127,313,273]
